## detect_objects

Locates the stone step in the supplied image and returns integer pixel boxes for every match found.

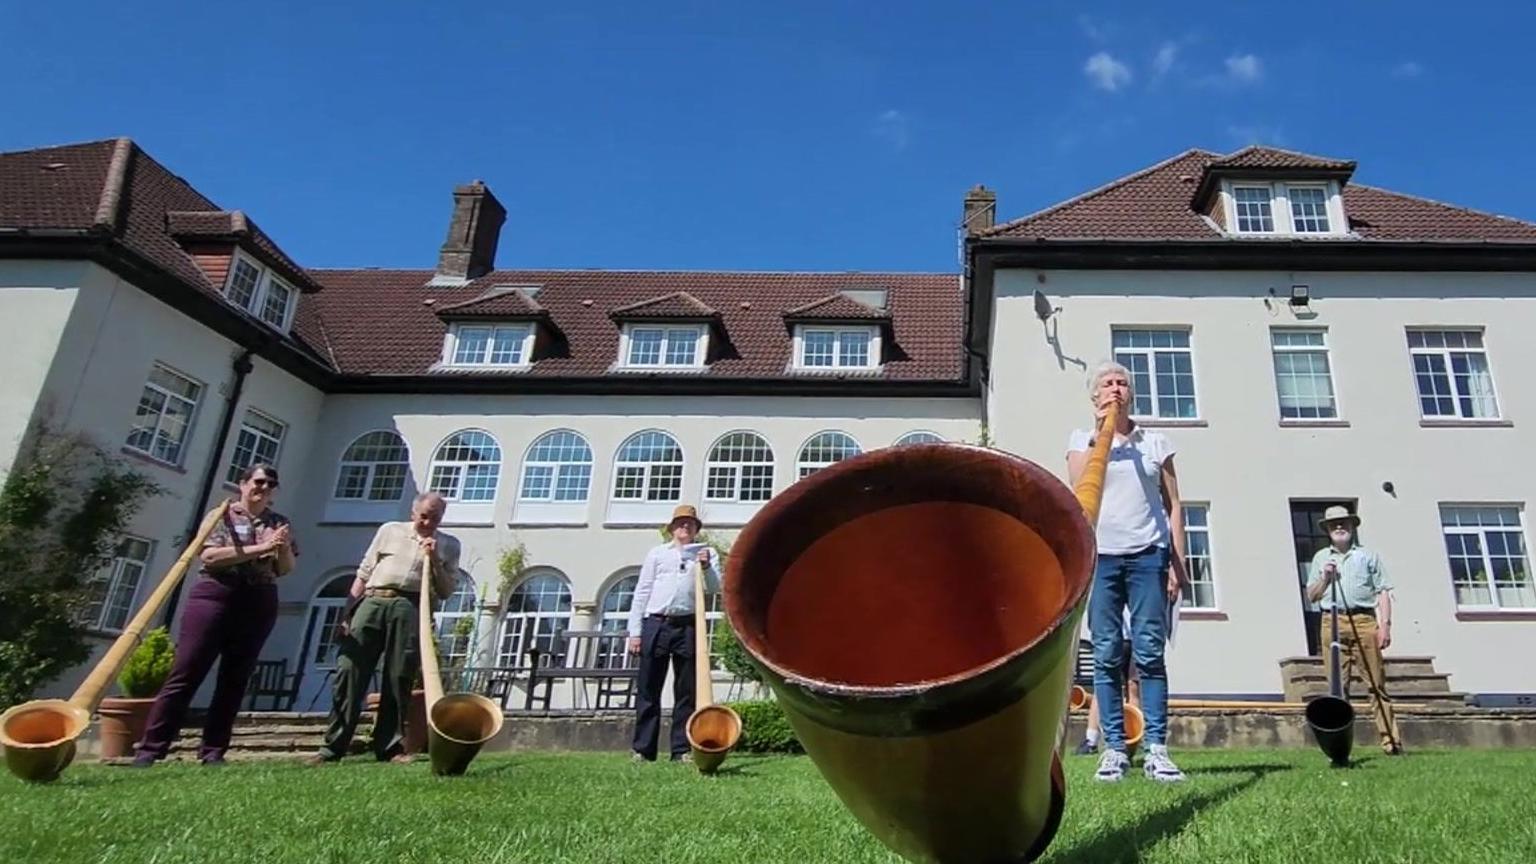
[1280,656,1442,677]
[1287,670,1456,695]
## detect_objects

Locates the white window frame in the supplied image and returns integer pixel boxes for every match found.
[433,574,479,667]
[1270,328,1340,421]
[597,571,724,671]
[792,325,881,371]
[703,431,775,503]
[223,250,296,332]
[83,536,154,633]
[893,431,944,447]
[332,430,411,502]
[225,408,286,486]
[617,323,708,370]
[497,570,573,667]
[124,362,203,467]
[1179,503,1217,611]
[1111,327,1200,421]
[427,429,502,525]
[441,322,536,369]
[1219,180,1346,237]
[796,431,863,479]
[513,430,594,526]
[1440,504,1534,611]
[1407,328,1502,421]
[606,431,685,525]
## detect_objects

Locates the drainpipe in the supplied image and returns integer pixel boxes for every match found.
[161,349,255,625]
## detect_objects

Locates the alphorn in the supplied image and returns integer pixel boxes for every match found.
[684,557,742,774]
[724,401,1120,863]
[1304,578,1356,766]
[1,500,230,783]
[418,556,503,776]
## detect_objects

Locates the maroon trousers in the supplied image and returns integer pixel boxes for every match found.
[136,577,278,762]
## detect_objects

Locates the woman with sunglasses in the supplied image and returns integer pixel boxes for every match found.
[130,463,297,766]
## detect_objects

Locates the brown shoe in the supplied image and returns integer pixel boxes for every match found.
[301,753,335,767]
[387,753,414,765]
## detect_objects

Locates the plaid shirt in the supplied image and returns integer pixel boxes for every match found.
[201,501,294,585]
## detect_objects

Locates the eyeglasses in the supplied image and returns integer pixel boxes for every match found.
[249,478,279,489]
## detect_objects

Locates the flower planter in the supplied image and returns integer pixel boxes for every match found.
[364,689,428,754]
[97,697,156,760]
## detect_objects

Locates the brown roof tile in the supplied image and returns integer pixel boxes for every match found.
[307,269,963,381]
[434,285,547,318]
[783,293,891,320]
[609,291,717,320]
[1208,146,1356,171]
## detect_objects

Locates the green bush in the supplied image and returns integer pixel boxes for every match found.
[724,699,802,754]
[711,616,763,685]
[118,627,176,698]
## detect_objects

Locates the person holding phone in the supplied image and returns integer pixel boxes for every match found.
[626,504,722,763]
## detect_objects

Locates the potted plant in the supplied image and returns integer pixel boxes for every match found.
[99,627,176,759]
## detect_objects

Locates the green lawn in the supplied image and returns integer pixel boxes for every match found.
[2,749,1534,863]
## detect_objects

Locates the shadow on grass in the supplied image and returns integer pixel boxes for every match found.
[1048,764,1289,863]
[1193,762,1295,776]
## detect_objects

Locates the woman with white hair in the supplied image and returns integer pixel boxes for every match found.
[1067,361,1189,783]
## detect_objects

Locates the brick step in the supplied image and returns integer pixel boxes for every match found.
[1280,656,1442,677]
[1287,671,1456,695]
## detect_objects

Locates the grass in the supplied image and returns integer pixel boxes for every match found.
[2,749,1534,863]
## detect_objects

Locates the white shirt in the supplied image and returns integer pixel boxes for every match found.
[626,542,723,637]
[1067,426,1176,556]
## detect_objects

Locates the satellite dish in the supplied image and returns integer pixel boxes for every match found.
[1032,289,1058,321]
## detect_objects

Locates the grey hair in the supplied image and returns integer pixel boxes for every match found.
[1088,361,1135,401]
[413,491,447,513]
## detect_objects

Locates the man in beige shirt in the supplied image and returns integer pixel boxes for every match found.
[306,492,462,764]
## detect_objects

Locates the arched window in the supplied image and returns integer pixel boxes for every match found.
[705,431,775,502]
[893,431,943,447]
[598,568,725,670]
[519,430,593,502]
[429,429,501,502]
[797,431,861,479]
[333,431,410,501]
[611,431,684,501]
[497,569,572,666]
[433,574,478,666]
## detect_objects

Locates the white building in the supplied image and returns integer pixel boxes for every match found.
[2,138,1532,709]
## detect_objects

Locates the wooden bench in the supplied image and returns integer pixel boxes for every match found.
[245,659,302,711]
[524,630,638,711]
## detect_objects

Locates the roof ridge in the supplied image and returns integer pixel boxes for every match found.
[91,137,134,232]
[610,289,716,315]
[981,148,1219,236]
[0,136,125,158]
[1214,143,1354,166]
[1349,183,1536,230]
[784,292,882,315]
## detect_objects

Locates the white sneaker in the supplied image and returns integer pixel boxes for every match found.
[1095,749,1130,782]
[1143,748,1185,783]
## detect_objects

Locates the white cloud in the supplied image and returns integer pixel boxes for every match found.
[1226,124,1287,147]
[1077,14,1106,42]
[1392,61,1424,79]
[1084,52,1132,92]
[1153,42,1179,78]
[872,109,910,152]
[1225,54,1263,84]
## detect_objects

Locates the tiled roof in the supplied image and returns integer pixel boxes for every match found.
[982,147,1536,243]
[306,269,963,381]
[165,208,322,293]
[609,291,718,320]
[433,286,546,318]
[783,293,891,320]
[1208,146,1356,171]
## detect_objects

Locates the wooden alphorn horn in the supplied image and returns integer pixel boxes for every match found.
[684,556,741,774]
[1,500,230,783]
[723,401,1119,863]
[419,555,503,776]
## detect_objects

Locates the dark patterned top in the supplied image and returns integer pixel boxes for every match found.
[200,501,296,585]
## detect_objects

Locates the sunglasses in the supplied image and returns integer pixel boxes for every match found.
[249,477,279,489]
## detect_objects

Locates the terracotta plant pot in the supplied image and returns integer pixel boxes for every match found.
[96,697,155,760]
[364,689,428,755]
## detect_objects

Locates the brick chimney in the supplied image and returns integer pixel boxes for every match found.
[962,184,997,235]
[433,180,506,284]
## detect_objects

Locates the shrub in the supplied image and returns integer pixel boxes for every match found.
[117,627,176,698]
[712,616,762,685]
[724,699,802,754]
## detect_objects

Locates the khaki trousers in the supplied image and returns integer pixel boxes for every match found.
[1322,612,1402,751]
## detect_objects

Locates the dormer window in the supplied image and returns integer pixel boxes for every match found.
[443,322,534,368]
[795,325,879,370]
[619,324,708,370]
[1224,181,1342,236]
[222,250,295,331]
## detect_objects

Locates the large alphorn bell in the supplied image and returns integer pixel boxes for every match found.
[724,401,1120,864]
[1304,577,1355,767]
[1,500,231,783]
[684,556,742,774]
[418,556,503,776]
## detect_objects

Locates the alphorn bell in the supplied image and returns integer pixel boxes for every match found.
[1304,577,1355,767]
[418,557,503,776]
[0,500,230,783]
[684,557,741,774]
[724,401,1120,864]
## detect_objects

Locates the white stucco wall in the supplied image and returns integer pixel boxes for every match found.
[0,261,89,473]
[988,268,1536,696]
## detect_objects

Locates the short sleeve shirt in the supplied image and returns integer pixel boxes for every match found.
[202,501,293,584]
[1067,426,1176,555]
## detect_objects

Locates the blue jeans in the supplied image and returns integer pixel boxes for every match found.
[1090,544,1171,751]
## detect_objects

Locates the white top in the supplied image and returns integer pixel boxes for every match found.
[1067,425,1176,555]
[626,542,723,637]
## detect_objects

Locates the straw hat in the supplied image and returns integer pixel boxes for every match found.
[667,504,703,532]
[1318,505,1360,529]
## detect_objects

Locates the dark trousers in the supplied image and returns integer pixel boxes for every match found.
[631,614,696,760]
[318,595,420,760]
[137,578,278,761]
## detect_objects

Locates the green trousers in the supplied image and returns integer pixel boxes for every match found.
[319,595,420,760]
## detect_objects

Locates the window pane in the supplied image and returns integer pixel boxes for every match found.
[227,259,261,308]
[521,465,554,500]
[488,326,526,364]
[1234,187,1274,232]
[665,329,698,365]
[802,331,835,367]
[553,464,591,501]
[1288,187,1331,233]
[260,278,292,326]
[838,330,871,367]
[453,327,491,364]
[628,329,663,365]
[334,464,370,499]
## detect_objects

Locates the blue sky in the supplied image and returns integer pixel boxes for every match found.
[3,2,1533,272]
